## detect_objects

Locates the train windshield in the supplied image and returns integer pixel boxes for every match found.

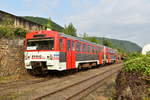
[27,38,54,50]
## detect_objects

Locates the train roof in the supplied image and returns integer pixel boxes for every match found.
[59,32,104,47]
[26,30,115,49]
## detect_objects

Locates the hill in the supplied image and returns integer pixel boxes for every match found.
[23,16,64,32]
[96,37,142,53]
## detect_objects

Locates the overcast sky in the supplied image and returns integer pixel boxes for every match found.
[1,0,150,47]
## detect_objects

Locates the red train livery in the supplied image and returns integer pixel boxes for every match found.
[24,30,119,74]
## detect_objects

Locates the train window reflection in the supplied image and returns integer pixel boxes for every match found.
[27,38,54,50]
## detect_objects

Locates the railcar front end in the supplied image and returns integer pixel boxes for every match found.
[24,31,67,75]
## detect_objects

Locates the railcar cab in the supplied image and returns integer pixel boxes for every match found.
[24,31,61,74]
[25,30,59,51]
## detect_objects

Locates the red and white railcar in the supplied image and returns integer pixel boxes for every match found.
[24,30,118,73]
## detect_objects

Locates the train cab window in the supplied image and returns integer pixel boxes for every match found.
[27,38,54,50]
[76,42,81,52]
[88,45,91,53]
[67,40,71,51]
[59,39,63,50]
[83,44,87,52]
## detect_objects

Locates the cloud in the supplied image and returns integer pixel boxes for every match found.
[15,0,150,46]
[63,0,150,46]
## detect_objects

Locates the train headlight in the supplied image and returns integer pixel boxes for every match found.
[47,55,53,60]
[25,56,30,60]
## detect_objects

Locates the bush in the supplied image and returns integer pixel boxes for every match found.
[0,26,27,39]
[124,53,150,75]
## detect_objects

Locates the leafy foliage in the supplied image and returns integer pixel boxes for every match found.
[46,17,53,30]
[63,23,77,36]
[102,38,113,48]
[82,33,99,43]
[0,26,27,38]
[0,15,28,38]
[96,37,142,53]
[124,53,150,75]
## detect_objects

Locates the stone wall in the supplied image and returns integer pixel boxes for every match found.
[0,39,26,77]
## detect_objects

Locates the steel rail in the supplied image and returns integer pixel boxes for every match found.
[34,64,122,100]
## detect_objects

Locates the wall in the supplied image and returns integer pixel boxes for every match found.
[0,39,26,77]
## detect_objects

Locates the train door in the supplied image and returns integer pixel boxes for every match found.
[99,52,103,64]
[66,39,76,69]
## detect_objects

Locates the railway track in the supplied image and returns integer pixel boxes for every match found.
[34,64,122,100]
[0,78,48,91]
[0,64,122,100]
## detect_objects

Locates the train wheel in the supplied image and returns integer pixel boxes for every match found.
[78,64,82,71]
[27,67,48,76]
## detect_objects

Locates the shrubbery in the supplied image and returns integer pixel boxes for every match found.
[0,15,28,39]
[0,26,27,39]
[124,53,150,75]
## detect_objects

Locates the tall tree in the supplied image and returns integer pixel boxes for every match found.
[63,23,77,36]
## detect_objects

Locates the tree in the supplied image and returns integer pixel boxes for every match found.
[46,17,53,30]
[89,37,99,44]
[82,33,99,43]
[63,23,77,36]
[103,38,113,48]
[83,33,88,40]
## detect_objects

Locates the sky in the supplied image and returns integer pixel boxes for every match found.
[0,0,150,47]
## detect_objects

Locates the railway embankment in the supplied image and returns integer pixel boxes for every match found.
[116,54,150,100]
[0,39,25,78]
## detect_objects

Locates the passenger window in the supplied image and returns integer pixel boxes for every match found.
[88,45,91,53]
[92,47,95,53]
[76,42,81,52]
[72,41,75,51]
[83,44,87,52]
[67,40,71,51]
[81,43,83,52]
[96,47,99,53]
[59,39,63,50]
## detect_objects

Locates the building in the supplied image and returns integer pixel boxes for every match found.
[0,10,46,31]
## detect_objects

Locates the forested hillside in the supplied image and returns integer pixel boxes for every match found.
[96,37,142,53]
[23,16,64,32]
